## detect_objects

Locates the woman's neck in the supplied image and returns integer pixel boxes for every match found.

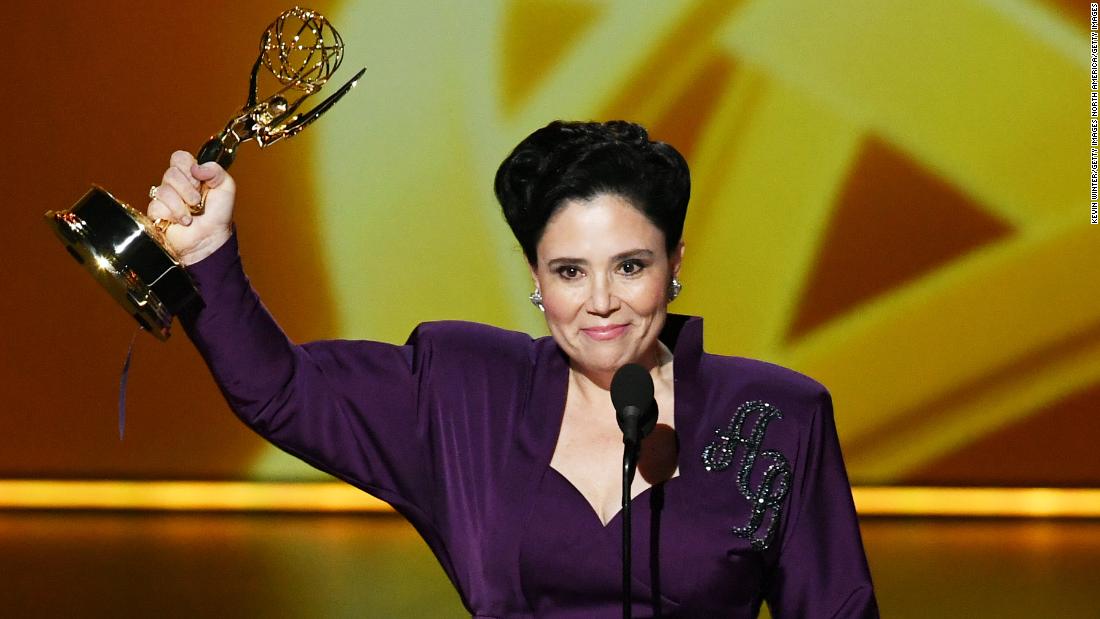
[567,341,674,407]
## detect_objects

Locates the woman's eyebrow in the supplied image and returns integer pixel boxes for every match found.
[546,257,588,269]
[546,249,654,269]
[612,249,655,262]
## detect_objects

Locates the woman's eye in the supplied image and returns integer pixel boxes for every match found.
[557,266,582,279]
[619,260,645,276]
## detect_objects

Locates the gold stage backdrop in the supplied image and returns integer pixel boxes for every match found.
[3,0,1090,485]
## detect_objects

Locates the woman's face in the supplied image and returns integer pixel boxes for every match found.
[532,193,683,379]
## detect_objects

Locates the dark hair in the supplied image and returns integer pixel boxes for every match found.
[494,120,690,264]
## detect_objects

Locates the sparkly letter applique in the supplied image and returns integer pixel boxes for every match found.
[701,400,791,551]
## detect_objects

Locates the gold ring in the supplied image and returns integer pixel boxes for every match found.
[148,185,159,200]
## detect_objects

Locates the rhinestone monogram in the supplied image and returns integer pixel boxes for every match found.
[701,400,791,551]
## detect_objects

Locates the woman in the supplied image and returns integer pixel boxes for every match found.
[149,120,878,618]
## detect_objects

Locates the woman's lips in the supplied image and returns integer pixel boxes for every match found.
[581,324,629,341]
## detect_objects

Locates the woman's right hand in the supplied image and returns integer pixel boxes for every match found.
[147,150,236,266]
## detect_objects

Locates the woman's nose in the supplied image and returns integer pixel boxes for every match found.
[587,276,619,315]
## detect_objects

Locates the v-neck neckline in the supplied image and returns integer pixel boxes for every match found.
[540,316,699,531]
[545,465,681,530]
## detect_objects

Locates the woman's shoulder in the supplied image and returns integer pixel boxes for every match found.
[669,315,827,415]
[407,320,539,365]
[697,352,831,427]
[705,353,826,394]
[412,319,531,342]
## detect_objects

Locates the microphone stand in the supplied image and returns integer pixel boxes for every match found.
[610,364,657,619]
[622,436,640,619]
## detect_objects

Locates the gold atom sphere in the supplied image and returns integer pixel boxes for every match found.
[261,6,344,91]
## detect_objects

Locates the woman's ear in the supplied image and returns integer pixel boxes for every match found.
[528,262,540,291]
[671,241,685,278]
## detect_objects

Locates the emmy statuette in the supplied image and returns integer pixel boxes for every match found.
[45,7,365,340]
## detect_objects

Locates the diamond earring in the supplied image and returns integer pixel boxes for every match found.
[529,288,545,312]
[668,278,683,301]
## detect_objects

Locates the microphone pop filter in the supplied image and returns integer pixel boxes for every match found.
[611,363,657,443]
[611,363,653,412]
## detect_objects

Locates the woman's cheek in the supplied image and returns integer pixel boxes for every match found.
[629,278,669,314]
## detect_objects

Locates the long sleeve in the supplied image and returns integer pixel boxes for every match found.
[179,233,433,518]
[764,389,879,618]
[178,234,550,615]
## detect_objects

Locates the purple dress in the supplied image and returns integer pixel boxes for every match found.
[182,234,878,618]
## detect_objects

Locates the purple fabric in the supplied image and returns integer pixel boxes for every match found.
[182,233,878,618]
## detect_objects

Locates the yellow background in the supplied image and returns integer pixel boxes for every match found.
[3,0,1092,486]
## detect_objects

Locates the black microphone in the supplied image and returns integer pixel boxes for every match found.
[611,363,658,450]
[610,363,659,619]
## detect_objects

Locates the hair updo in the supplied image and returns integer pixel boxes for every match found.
[494,120,691,264]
